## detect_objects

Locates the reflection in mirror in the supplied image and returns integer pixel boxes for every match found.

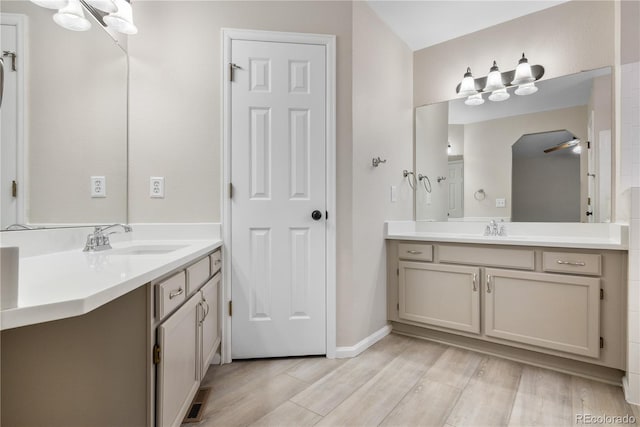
[415,67,612,223]
[0,1,127,231]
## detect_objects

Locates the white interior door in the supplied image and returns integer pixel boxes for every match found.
[230,39,327,358]
[1,22,19,228]
[447,160,463,219]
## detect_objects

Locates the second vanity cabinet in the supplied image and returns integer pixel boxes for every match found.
[389,240,627,377]
[155,252,222,427]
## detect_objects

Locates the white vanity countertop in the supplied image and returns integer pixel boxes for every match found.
[1,238,222,331]
[385,221,628,250]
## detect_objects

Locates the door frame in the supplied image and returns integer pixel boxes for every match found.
[1,13,27,226]
[221,28,337,362]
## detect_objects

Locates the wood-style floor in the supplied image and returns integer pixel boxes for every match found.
[190,333,638,427]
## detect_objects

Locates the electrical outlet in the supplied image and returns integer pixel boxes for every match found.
[496,198,506,208]
[150,177,165,198]
[91,176,106,198]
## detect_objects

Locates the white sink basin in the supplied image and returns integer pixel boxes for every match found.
[110,244,188,255]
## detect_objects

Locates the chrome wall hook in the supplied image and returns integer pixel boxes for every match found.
[372,157,387,167]
[436,176,447,183]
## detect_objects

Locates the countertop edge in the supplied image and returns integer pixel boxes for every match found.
[0,241,222,331]
[384,233,628,250]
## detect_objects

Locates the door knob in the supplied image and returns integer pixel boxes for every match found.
[311,210,322,221]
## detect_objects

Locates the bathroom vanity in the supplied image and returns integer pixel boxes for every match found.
[0,233,221,427]
[386,221,629,383]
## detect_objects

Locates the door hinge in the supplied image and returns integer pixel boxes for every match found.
[600,337,604,349]
[587,140,591,149]
[2,51,16,71]
[397,303,399,311]
[11,180,17,198]
[153,344,161,365]
[229,300,233,317]
[229,63,242,82]
[397,268,399,276]
[600,288,604,300]
[229,183,233,199]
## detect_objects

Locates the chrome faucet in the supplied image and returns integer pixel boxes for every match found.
[484,220,507,237]
[83,224,132,252]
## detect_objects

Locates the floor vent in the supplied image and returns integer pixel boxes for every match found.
[183,387,211,424]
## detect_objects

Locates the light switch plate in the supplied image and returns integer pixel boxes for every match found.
[496,198,506,208]
[150,177,165,198]
[91,176,106,198]
[426,192,432,205]
[390,185,397,202]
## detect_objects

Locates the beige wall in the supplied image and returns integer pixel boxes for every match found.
[2,1,128,224]
[129,1,412,347]
[415,102,448,221]
[347,1,413,345]
[621,0,640,65]
[463,106,588,219]
[413,1,615,107]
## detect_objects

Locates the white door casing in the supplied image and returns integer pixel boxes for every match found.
[0,15,26,228]
[222,30,336,361]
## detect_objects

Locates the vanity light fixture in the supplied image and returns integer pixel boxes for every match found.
[456,53,544,106]
[31,0,138,35]
[53,0,92,32]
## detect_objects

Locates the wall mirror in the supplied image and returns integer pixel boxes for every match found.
[0,1,128,231]
[415,66,612,223]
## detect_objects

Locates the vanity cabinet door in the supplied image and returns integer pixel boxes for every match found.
[199,272,221,380]
[157,293,200,427]
[484,268,600,357]
[399,261,480,334]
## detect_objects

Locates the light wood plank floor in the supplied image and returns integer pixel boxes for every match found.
[188,334,638,427]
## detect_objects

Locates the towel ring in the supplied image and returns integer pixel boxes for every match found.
[417,173,432,193]
[403,170,417,190]
[474,189,486,201]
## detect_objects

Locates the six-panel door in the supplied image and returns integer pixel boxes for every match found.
[399,261,481,334]
[484,268,601,357]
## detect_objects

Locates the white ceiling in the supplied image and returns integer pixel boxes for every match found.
[366,1,569,51]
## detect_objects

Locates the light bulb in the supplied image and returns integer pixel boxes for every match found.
[465,93,484,106]
[511,53,535,85]
[447,144,452,154]
[484,61,505,92]
[458,67,477,97]
[489,88,510,102]
[515,82,538,96]
[53,0,91,31]
[104,0,138,35]
[573,145,582,154]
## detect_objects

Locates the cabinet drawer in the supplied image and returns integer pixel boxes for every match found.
[156,271,186,319]
[439,245,535,270]
[210,250,222,275]
[398,243,433,262]
[543,251,602,276]
[186,257,210,296]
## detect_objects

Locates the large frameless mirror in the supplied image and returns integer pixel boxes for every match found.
[414,67,612,223]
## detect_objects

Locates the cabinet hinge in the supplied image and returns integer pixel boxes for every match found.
[229,300,233,317]
[600,337,604,349]
[229,183,233,199]
[153,344,161,365]
[600,288,604,300]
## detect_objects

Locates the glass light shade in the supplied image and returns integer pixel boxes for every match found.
[483,61,505,92]
[573,145,582,154]
[30,0,67,9]
[489,88,510,102]
[515,82,538,96]
[85,0,117,13]
[511,53,535,85]
[458,67,477,97]
[465,93,484,106]
[53,0,91,31]
[104,0,138,35]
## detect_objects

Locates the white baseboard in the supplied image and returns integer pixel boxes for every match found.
[335,324,392,359]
